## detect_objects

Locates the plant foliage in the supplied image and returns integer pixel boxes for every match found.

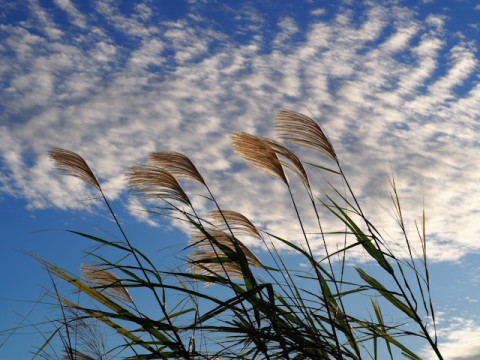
[21,110,443,359]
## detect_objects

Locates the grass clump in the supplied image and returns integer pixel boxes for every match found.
[21,110,443,359]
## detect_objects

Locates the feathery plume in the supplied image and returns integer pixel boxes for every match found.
[47,148,101,190]
[188,251,244,279]
[63,348,95,360]
[125,165,191,205]
[275,110,337,161]
[188,227,262,279]
[208,210,262,240]
[266,138,310,188]
[231,132,288,184]
[149,151,206,185]
[81,264,133,303]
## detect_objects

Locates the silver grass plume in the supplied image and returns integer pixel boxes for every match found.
[149,151,206,185]
[231,132,310,187]
[208,210,263,241]
[265,138,311,188]
[47,148,101,190]
[188,227,262,279]
[63,348,95,360]
[81,264,133,303]
[62,313,109,360]
[125,164,191,205]
[231,132,288,184]
[275,110,337,161]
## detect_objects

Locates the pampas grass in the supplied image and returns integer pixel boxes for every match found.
[18,110,444,360]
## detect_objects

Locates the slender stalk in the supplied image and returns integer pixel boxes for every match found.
[306,184,361,359]
[98,188,190,358]
[201,184,277,360]
[335,161,443,359]
[286,184,344,360]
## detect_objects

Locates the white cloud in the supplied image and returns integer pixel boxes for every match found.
[27,0,64,39]
[126,197,160,228]
[311,8,326,16]
[128,38,164,69]
[1,1,480,264]
[135,3,153,21]
[90,41,117,63]
[273,17,298,47]
[53,0,88,29]
[233,5,265,34]
[422,315,480,360]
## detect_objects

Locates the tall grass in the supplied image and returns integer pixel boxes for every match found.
[29,110,442,359]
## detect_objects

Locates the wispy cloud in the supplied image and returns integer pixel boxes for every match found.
[1,1,480,263]
[26,0,64,39]
[422,314,480,360]
[311,8,326,16]
[53,0,88,29]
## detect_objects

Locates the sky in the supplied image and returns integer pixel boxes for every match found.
[1,0,480,358]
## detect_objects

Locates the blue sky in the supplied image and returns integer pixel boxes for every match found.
[1,0,480,358]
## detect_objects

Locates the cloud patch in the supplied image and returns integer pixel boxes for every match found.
[422,315,480,360]
[1,1,480,263]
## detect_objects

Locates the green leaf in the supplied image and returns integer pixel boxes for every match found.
[322,194,394,274]
[304,161,341,174]
[356,268,415,319]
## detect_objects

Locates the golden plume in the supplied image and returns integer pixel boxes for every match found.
[125,164,191,205]
[208,210,262,241]
[188,227,262,279]
[81,264,133,303]
[47,148,100,190]
[275,110,337,161]
[149,151,206,185]
[265,138,310,188]
[231,132,288,184]
[231,132,310,187]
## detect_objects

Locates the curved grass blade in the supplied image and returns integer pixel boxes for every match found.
[356,268,415,320]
